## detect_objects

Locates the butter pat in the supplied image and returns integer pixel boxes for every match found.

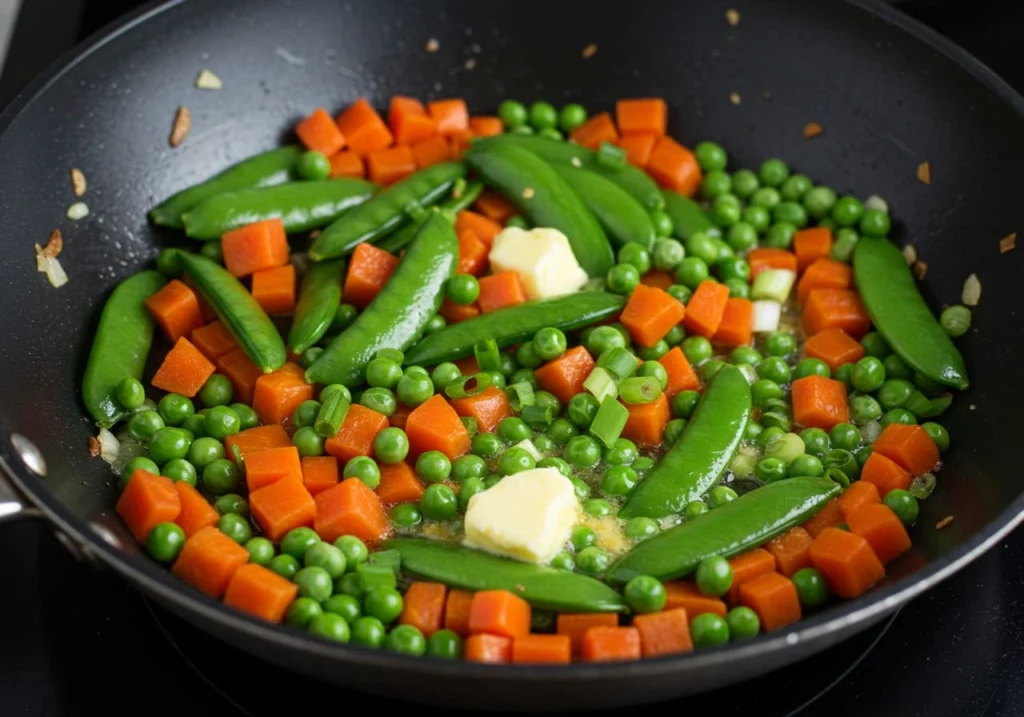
[464,467,578,564]
[488,226,589,300]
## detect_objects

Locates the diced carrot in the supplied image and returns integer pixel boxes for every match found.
[172,526,249,598]
[251,264,296,315]
[713,297,754,347]
[116,469,181,541]
[217,347,262,404]
[616,98,668,137]
[847,503,911,564]
[224,563,299,624]
[301,455,340,496]
[455,210,503,248]
[801,289,871,338]
[682,280,730,338]
[456,229,489,276]
[245,446,303,492]
[473,191,517,224]
[224,424,292,463]
[335,98,393,155]
[477,272,526,314]
[633,608,693,657]
[791,375,849,430]
[343,243,400,310]
[809,527,886,599]
[801,498,844,538]
[838,480,881,520]
[152,337,216,398]
[325,404,389,464]
[581,626,642,663]
[617,134,658,168]
[367,144,417,186]
[803,328,864,372]
[534,346,596,405]
[329,150,366,179]
[621,393,671,448]
[146,279,204,342]
[748,248,799,279]
[872,423,940,477]
[445,589,474,637]
[663,581,727,617]
[453,356,480,375]
[314,477,387,544]
[221,218,289,279]
[569,112,619,150]
[620,284,685,348]
[658,346,700,398]
[797,259,852,303]
[469,116,504,137]
[639,269,675,291]
[765,527,814,577]
[249,476,316,541]
[295,107,346,156]
[794,227,834,270]
[400,582,447,638]
[465,634,512,664]
[860,452,912,497]
[428,99,470,137]
[556,613,620,656]
[173,481,220,537]
[190,321,238,360]
[448,129,474,161]
[646,136,702,196]
[405,394,472,459]
[512,634,572,664]
[739,572,802,631]
[387,96,437,145]
[469,589,531,638]
[376,461,425,505]
[439,297,481,324]
[449,385,511,434]
[727,548,777,604]
[410,135,451,169]
[253,362,313,425]
[390,402,412,430]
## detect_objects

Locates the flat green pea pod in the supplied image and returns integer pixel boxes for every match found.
[176,252,286,373]
[475,134,664,211]
[619,365,751,519]
[309,163,465,260]
[288,259,345,354]
[404,293,625,367]
[181,178,376,240]
[464,143,614,277]
[150,147,302,229]
[306,211,457,386]
[387,537,628,613]
[550,164,656,251]
[608,477,841,583]
[376,179,483,254]
[854,238,969,390]
[661,188,716,240]
[82,271,166,427]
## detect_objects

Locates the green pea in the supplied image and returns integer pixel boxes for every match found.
[180,414,207,438]
[431,362,462,391]
[304,542,347,579]
[161,458,197,486]
[294,566,334,603]
[373,427,409,464]
[333,535,368,568]
[694,555,733,596]
[882,354,913,381]
[570,526,598,551]
[281,526,320,559]
[847,395,882,425]
[203,405,240,440]
[681,500,707,520]
[422,628,462,659]
[859,208,891,238]
[498,100,528,128]
[617,244,652,275]
[691,613,730,647]
[727,606,761,641]
[624,575,667,613]
[364,587,404,624]
[293,426,325,457]
[269,554,300,580]
[285,597,323,629]
[230,403,259,429]
[146,522,186,563]
[603,437,638,466]
[717,256,750,284]
[664,325,686,347]
[309,613,351,643]
[881,408,916,428]
[129,410,165,441]
[471,432,503,458]
[323,593,362,623]
[680,336,712,366]
[567,393,600,429]
[601,465,638,497]
[499,446,536,476]
[675,257,710,289]
[420,484,458,521]
[606,263,640,294]
[797,428,829,457]
[558,103,588,132]
[583,498,612,517]
[534,390,561,415]
[547,551,574,571]
[831,228,859,263]
[456,477,485,511]
[651,238,685,272]
[286,400,318,430]
[940,305,972,338]
[564,435,601,468]
[296,150,331,180]
[365,358,403,391]
[541,420,576,448]
[198,374,233,408]
[391,502,422,529]
[650,210,674,238]
[763,331,796,357]
[217,513,252,544]
[533,327,568,361]
[922,422,950,453]
[415,451,451,483]
[529,101,558,130]
[773,201,808,228]
[803,186,837,219]
[708,485,738,507]
[831,196,864,227]
[668,391,698,421]
[851,357,886,393]
[751,186,781,210]
[758,158,789,187]
[877,379,913,410]
[155,394,193,426]
[386,624,426,655]
[695,141,728,171]
[730,168,758,198]
[446,455,484,483]
[756,356,791,384]
[756,457,788,483]
[829,423,861,452]
[701,170,732,199]
[792,567,829,608]
[446,273,480,305]
[883,489,920,525]
[351,616,386,648]
[661,418,685,446]
[637,340,669,362]
[361,387,397,417]
[686,232,719,264]
[148,427,192,464]
[214,493,249,517]
[576,546,611,576]
[728,346,761,367]
[116,377,146,411]
[794,358,830,380]
[764,222,796,249]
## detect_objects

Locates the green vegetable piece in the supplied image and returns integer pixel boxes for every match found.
[314,385,351,438]
[550,164,655,250]
[289,259,345,354]
[376,181,484,254]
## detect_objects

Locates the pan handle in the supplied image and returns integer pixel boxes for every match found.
[0,469,39,523]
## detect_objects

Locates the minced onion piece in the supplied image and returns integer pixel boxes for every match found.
[66,202,89,220]
[97,428,120,465]
[195,69,222,90]
[751,300,782,332]
[910,472,937,499]
[962,273,981,306]
[751,269,795,303]
[34,243,69,288]
[902,244,917,265]
[860,420,883,443]
[864,195,889,213]
[514,439,542,462]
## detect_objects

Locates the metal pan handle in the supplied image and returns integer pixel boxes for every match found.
[0,433,45,524]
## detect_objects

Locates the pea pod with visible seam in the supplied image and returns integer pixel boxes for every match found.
[150,146,302,229]
[309,162,465,260]
[853,238,969,390]
[619,365,751,519]
[82,271,167,428]
[176,251,286,373]
[550,164,656,251]
[387,537,628,613]
[607,477,841,583]
[181,178,376,240]
[376,179,483,254]
[661,188,717,240]
[306,211,457,386]
[287,259,344,355]
[464,143,614,277]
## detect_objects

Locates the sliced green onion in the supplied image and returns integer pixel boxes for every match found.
[596,141,627,170]
[764,432,805,465]
[751,268,796,302]
[583,367,618,403]
[315,384,352,438]
[589,396,629,448]
[505,381,536,412]
[522,404,555,430]
[823,466,850,488]
[619,376,662,405]
[461,416,478,438]
[597,347,638,380]
[445,373,492,399]
[474,338,502,373]
[822,449,859,480]
[919,394,952,418]
[909,472,936,499]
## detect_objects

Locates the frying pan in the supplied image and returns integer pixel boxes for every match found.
[1,0,1022,710]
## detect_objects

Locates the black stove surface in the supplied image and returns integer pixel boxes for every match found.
[3,1,1024,715]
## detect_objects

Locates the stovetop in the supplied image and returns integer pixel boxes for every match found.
[3,1,1024,715]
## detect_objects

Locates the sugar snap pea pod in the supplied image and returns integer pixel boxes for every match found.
[661,188,716,240]
[464,143,614,277]
[150,146,302,229]
[619,365,751,519]
[387,537,628,613]
[403,293,625,367]
[309,163,465,260]
[82,271,166,428]
[306,211,457,386]
[376,179,483,254]
[176,251,286,373]
[853,238,969,390]
[181,178,376,240]
[287,259,344,354]
[550,164,656,251]
[608,477,841,583]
